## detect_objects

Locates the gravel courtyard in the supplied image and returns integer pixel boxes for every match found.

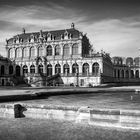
[0,117,140,140]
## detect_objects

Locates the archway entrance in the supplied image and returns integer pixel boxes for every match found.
[16,65,20,76]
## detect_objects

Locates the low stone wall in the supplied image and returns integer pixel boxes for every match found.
[0,104,140,130]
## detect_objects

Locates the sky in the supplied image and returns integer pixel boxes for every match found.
[0,0,140,57]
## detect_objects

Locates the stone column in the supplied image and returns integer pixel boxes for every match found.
[89,62,92,75]
[35,46,38,57]
[61,44,63,56]
[28,65,30,73]
[35,65,38,74]
[43,45,46,56]
[69,62,72,74]
[43,64,46,74]
[60,63,63,74]
[78,62,82,75]
[69,44,72,56]
[52,63,55,75]
[52,45,55,56]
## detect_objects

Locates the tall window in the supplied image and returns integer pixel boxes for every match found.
[114,69,117,78]
[72,63,79,74]
[15,65,20,76]
[38,46,44,56]
[55,64,61,74]
[23,65,28,74]
[125,70,129,78]
[47,45,52,56]
[130,70,134,78]
[23,47,28,57]
[72,44,78,55]
[136,70,139,78]
[30,47,35,57]
[121,70,124,78]
[16,48,22,58]
[47,64,52,76]
[30,65,35,73]
[1,65,4,75]
[38,64,43,73]
[55,45,61,55]
[82,63,89,76]
[9,65,13,75]
[92,63,99,76]
[9,48,15,58]
[63,64,69,75]
[63,44,69,56]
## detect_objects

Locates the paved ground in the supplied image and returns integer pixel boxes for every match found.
[0,86,140,110]
[0,117,140,140]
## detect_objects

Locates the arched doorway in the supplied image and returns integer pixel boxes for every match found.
[55,64,61,74]
[136,70,139,78]
[47,64,52,76]
[30,65,35,74]
[72,63,79,75]
[82,63,89,76]
[63,63,69,75]
[9,65,13,75]
[23,65,28,74]
[38,64,43,73]
[1,65,5,75]
[16,65,20,76]
[92,62,99,76]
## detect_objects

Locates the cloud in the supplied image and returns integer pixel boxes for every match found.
[79,17,140,57]
[0,2,140,58]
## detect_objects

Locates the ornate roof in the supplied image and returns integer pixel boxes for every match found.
[7,27,82,45]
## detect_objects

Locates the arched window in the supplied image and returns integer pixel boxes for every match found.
[125,70,129,78]
[38,64,43,73]
[1,65,4,75]
[92,62,99,76]
[72,63,79,74]
[23,65,28,74]
[47,64,52,76]
[121,70,124,78]
[136,70,139,78]
[130,70,134,78]
[30,65,35,74]
[23,47,28,57]
[82,63,89,76]
[16,48,22,58]
[9,65,13,75]
[55,45,61,55]
[46,45,52,56]
[55,64,61,74]
[72,44,78,55]
[9,48,15,58]
[15,65,20,76]
[38,46,44,56]
[30,47,35,57]
[126,57,133,66]
[63,44,69,56]
[63,64,69,75]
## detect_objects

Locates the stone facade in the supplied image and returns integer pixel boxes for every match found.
[112,57,140,83]
[4,23,114,87]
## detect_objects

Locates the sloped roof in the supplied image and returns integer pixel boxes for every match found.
[7,28,81,45]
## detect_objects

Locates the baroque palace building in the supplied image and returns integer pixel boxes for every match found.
[1,23,140,86]
[4,23,113,86]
